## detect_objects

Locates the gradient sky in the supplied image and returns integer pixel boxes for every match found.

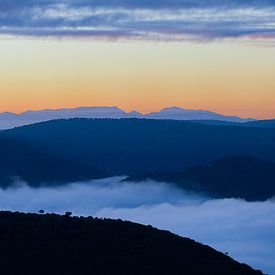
[0,0,275,119]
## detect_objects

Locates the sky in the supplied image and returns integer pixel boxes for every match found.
[0,0,275,118]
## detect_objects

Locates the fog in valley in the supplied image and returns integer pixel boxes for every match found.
[0,177,274,274]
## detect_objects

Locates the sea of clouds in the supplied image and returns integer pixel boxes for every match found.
[0,177,274,274]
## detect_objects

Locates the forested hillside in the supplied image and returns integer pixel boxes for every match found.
[124,156,275,201]
[0,211,262,275]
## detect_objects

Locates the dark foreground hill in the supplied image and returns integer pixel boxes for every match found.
[124,156,275,201]
[0,211,262,275]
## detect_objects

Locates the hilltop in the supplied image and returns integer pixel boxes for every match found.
[0,211,262,275]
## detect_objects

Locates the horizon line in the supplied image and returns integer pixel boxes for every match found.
[0,105,262,120]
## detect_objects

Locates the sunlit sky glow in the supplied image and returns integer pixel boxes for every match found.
[0,1,275,119]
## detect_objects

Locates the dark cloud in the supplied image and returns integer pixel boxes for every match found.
[0,1,275,41]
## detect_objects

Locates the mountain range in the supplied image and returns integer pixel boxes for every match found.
[0,106,255,129]
[1,118,275,201]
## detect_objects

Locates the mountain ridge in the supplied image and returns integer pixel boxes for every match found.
[123,155,275,201]
[1,118,275,199]
[145,106,254,122]
[0,135,108,188]
[0,106,255,129]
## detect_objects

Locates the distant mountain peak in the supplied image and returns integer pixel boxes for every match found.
[146,106,253,123]
[0,105,259,129]
[160,106,188,112]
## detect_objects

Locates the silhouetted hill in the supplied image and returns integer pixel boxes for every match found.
[190,119,275,128]
[0,136,107,187]
[1,118,275,192]
[244,119,275,128]
[3,118,275,175]
[0,211,262,275]
[124,156,275,201]
[189,120,241,126]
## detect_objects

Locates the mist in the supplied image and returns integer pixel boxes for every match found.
[0,177,274,274]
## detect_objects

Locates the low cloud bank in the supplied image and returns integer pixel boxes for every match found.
[0,177,274,274]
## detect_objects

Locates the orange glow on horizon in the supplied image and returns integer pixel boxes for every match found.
[0,38,274,119]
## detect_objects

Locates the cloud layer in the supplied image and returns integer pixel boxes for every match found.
[0,177,274,274]
[0,0,275,41]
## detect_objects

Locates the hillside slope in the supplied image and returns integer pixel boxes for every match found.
[3,118,275,175]
[124,156,275,201]
[189,119,275,128]
[0,211,262,275]
[244,119,275,128]
[0,137,107,187]
[1,118,275,196]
